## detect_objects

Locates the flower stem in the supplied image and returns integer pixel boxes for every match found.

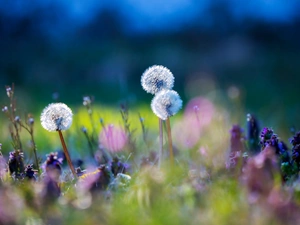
[159,118,163,168]
[166,118,174,165]
[57,130,77,178]
[83,131,95,160]
[31,134,40,173]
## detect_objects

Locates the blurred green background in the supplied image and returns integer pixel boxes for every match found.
[0,3,300,224]
[0,0,300,141]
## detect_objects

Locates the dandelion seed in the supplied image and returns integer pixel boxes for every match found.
[141,65,174,94]
[151,90,182,120]
[151,90,182,166]
[40,103,73,132]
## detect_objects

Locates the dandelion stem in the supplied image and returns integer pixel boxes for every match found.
[159,118,163,168]
[166,118,174,165]
[57,130,77,178]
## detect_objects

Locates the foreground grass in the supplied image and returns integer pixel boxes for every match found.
[0,89,299,225]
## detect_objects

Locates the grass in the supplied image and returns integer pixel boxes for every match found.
[0,85,299,225]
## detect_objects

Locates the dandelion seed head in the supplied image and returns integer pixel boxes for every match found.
[151,90,182,120]
[141,65,174,94]
[40,103,73,131]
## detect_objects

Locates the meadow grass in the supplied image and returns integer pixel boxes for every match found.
[0,87,299,225]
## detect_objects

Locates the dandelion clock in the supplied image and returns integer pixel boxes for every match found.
[41,103,76,177]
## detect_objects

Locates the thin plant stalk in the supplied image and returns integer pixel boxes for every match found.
[32,140,39,172]
[57,130,77,178]
[19,119,40,172]
[138,113,148,148]
[83,96,97,146]
[99,118,112,162]
[159,118,163,168]
[29,131,39,173]
[83,130,95,160]
[4,84,22,150]
[120,104,136,153]
[88,112,97,145]
[166,117,174,165]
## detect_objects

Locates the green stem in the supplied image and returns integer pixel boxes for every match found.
[30,132,40,173]
[84,132,95,160]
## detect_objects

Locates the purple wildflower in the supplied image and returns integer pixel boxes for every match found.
[44,152,62,175]
[247,114,260,154]
[244,146,279,203]
[76,167,87,177]
[8,150,24,178]
[111,157,127,177]
[259,128,290,164]
[24,164,37,181]
[230,125,245,153]
[260,128,277,149]
[290,131,300,147]
[290,131,300,168]
[226,125,246,170]
[0,149,6,178]
[41,174,61,203]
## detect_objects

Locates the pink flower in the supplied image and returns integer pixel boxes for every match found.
[184,96,215,127]
[173,97,215,149]
[0,155,6,178]
[173,118,203,149]
[99,124,127,153]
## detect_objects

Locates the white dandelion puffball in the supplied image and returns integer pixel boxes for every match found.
[141,65,174,94]
[41,103,73,131]
[151,90,182,120]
